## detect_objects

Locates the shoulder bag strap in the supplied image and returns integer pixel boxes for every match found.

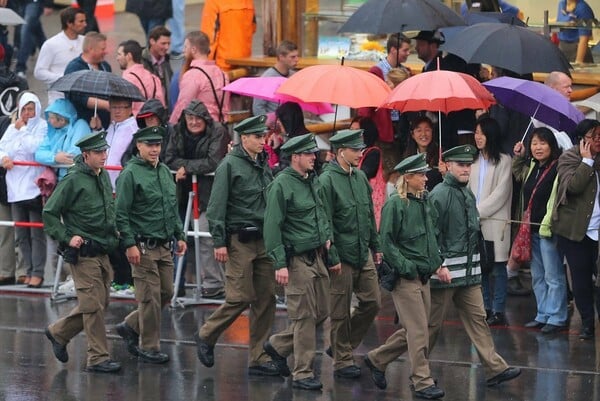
[190,66,226,123]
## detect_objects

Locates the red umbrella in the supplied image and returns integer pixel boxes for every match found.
[276,64,391,109]
[381,70,495,150]
[222,77,334,115]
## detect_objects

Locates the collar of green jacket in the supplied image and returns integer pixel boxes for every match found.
[71,154,100,177]
[281,166,317,182]
[444,172,468,188]
[325,159,356,176]
[130,154,159,169]
[231,144,268,166]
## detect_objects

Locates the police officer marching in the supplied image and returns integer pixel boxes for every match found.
[114,126,187,364]
[364,153,444,399]
[428,145,520,387]
[194,115,280,376]
[43,131,121,373]
[319,129,382,379]
[262,133,341,391]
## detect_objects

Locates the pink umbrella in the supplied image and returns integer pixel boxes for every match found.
[223,77,334,115]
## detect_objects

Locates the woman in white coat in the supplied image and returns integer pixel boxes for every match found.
[0,92,48,287]
[468,116,513,326]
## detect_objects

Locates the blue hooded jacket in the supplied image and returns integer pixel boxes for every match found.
[34,99,91,180]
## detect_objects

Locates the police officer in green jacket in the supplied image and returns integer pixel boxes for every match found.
[43,131,121,373]
[114,126,187,364]
[194,115,279,376]
[429,145,520,387]
[318,129,382,379]
[364,153,444,399]
[262,133,341,391]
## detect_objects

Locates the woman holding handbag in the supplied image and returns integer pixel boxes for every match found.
[512,127,566,334]
[468,117,512,326]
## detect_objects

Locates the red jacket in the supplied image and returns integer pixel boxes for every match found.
[358,66,394,143]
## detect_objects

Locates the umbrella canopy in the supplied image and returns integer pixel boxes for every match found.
[483,76,584,133]
[441,23,571,75]
[381,70,495,114]
[338,0,464,34]
[0,8,25,25]
[222,77,334,115]
[464,11,527,26]
[50,70,146,102]
[381,70,495,150]
[275,65,391,109]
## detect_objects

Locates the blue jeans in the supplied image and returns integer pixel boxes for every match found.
[167,0,185,53]
[481,261,507,313]
[16,1,46,73]
[531,233,568,326]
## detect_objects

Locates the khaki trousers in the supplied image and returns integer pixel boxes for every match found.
[367,284,509,382]
[429,285,508,378]
[368,278,434,391]
[269,253,330,381]
[49,254,113,366]
[329,255,380,369]
[199,234,276,366]
[124,244,174,351]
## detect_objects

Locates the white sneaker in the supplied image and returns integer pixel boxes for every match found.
[58,276,75,293]
[16,71,26,80]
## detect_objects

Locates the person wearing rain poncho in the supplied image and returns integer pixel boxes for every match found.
[0,92,48,288]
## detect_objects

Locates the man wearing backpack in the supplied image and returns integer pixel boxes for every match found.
[169,31,230,124]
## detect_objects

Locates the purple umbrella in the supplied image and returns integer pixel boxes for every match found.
[483,76,584,134]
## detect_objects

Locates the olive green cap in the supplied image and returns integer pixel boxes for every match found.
[329,129,366,150]
[234,115,268,136]
[75,131,109,152]
[133,126,166,144]
[442,144,477,162]
[280,133,319,155]
[394,153,431,174]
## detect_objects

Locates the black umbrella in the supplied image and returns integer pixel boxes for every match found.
[441,23,571,75]
[338,0,464,34]
[464,11,527,27]
[50,70,146,102]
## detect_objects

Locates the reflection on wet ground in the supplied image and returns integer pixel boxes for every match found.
[0,288,598,401]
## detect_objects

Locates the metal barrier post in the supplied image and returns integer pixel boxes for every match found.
[171,190,194,308]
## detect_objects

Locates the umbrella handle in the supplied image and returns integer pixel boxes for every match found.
[94,98,98,118]
[520,104,540,143]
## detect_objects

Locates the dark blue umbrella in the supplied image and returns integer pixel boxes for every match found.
[441,23,571,75]
[338,0,464,34]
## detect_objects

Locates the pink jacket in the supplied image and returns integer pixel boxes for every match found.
[122,63,166,116]
[170,59,230,124]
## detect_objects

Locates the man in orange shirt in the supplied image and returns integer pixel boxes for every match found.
[200,0,256,71]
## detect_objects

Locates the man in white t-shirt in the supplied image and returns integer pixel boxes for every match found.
[34,7,86,106]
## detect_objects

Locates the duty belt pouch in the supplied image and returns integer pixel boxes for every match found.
[237,226,260,243]
[60,246,79,265]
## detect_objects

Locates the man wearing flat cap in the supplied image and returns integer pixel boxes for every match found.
[43,131,121,373]
[194,115,280,376]
[318,129,382,380]
[165,99,229,299]
[114,126,187,364]
[365,152,444,399]
[427,145,521,387]
[263,133,341,390]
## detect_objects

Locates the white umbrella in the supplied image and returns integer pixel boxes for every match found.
[0,8,25,26]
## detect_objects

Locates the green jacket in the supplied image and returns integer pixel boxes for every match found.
[264,167,332,269]
[429,173,481,289]
[116,156,185,249]
[207,145,273,248]
[379,193,441,279]
[318,161,380,269]
[43,155,118,252]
